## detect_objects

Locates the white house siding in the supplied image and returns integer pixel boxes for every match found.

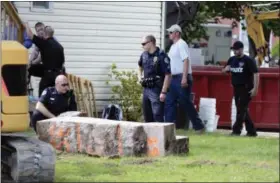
[14,1,164,112]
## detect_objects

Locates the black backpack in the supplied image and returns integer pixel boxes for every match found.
[101,104,123,121]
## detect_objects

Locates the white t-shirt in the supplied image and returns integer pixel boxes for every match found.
[168,38,192,75]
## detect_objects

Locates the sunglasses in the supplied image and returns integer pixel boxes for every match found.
[61,83,69,87]
[141,41,150,46]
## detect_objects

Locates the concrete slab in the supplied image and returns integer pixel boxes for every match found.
[36,117,187,158]
[142,123,176,157]
[173,136,189,155]
[37,117,148,157]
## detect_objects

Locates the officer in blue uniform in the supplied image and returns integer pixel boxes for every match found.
[138,35,171,122]
[222,41,259,137]
[31,75,77,133]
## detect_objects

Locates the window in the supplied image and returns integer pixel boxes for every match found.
[33,2,50,9]
[30,1,53,12]
[224,30,232,38]
[215,30,221,37]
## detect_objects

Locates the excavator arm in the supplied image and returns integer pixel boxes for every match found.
[244,5,280,66]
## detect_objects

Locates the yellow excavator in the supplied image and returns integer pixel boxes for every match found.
[1,2,56,182]
[1,41,56,183]
[243,3,280,66]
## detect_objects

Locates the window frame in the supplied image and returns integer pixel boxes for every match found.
[30,1,54,13]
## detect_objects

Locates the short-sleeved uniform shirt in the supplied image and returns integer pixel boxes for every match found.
[138,47,171,79]
[32,35,65,70]
[226,55,258,89]
[39,87,77,116]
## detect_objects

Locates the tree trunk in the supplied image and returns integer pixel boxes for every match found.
[165,1,200,51]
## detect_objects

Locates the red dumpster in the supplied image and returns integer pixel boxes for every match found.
[192,66,280,131]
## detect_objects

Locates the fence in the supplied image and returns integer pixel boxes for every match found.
[67,74,98,117]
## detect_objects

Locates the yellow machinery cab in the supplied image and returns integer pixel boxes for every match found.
[1,41,29,132]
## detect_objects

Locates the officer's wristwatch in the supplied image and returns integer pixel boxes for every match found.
[161,91,167,95]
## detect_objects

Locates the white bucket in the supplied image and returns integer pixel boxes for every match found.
[204,115,220,132]
[199,98,216,107]
[198,98,217,132]
[231,98,246,134]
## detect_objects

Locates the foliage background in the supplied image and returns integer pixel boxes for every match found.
[106,64,143,122]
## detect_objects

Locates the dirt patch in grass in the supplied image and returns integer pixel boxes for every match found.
[240,162,279,171]
[186,160,228,167]
[103,162,119,168]
[122,158,157,165]
[185,159,278,171]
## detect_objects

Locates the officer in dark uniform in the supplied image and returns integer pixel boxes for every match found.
[25,23,65,97]
[31,75,77,133]
[222,41,259,137]
[138,35,171,122]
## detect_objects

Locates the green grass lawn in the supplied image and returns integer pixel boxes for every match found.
[37,129,278,182]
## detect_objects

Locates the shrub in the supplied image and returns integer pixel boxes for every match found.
[106,63,143,122]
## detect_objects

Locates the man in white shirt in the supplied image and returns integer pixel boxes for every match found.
[165,24,205,133]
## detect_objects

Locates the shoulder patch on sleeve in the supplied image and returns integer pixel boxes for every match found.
[41,89,47,96]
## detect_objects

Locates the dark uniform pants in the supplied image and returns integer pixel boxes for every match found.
[31,110,48,133]
[28,64,44,78]
[142,87,164,122]
[39,69,64,97]
[165,74,204,131]
[232,85,257,135]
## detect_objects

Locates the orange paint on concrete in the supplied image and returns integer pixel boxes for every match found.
[149,147,160,157]
[63,128,71,152]
[48,123,57,147]
[147,137,158,145]
[117,125,123,156]
[147,137,160,157]
[57,127,64,138]
[76,124,81,152]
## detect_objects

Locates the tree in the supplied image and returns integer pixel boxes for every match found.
[165,1,280,58]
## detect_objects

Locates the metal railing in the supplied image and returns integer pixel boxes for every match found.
[1,1,98,117]
[1,1,24,42]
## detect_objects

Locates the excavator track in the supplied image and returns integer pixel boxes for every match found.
[1,134,56,183]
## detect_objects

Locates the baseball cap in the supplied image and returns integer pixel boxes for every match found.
[166,24,182,33]
[231,41,244,50]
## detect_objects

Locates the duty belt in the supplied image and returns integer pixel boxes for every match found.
[140,76,162,88]
[45,68,63,73]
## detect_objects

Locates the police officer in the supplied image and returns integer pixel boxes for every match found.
[222,41,259,137]
[27,22,45,84]
[25,23,65,97]
[165,24,205,133]
[138,35,171,122]
[31,75,77,133]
